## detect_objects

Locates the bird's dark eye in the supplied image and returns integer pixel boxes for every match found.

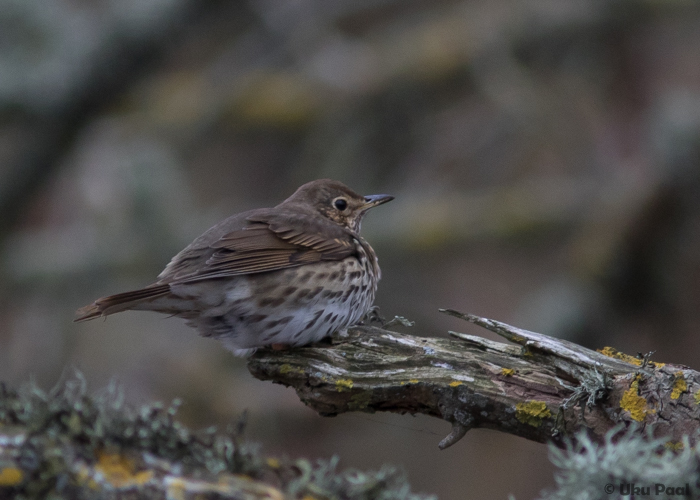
[334,198,348,211]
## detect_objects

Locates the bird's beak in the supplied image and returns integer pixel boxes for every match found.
[362,194,394,209]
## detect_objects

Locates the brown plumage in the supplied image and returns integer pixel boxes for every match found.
[75,179,393,356]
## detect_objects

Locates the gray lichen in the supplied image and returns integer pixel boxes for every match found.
[539,428,700,500]
[0,371,434,500]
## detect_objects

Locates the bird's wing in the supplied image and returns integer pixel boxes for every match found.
[157,211,355,283]
[255,212,355,261]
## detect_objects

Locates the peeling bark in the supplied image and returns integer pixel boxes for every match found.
[248,311,700,449]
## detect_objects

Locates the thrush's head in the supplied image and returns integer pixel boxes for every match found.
[281,179,393,232]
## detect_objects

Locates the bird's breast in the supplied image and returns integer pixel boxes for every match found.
[353,236,381,283]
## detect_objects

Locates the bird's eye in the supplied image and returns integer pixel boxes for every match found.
[334,198,348,211]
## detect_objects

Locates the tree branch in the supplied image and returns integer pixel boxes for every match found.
[248,310,700,449]
[0,374,429,499]
[0,0,241,243]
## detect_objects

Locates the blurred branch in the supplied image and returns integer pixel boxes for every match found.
[249,311,700,449]
[0,0,242,243]
[0,374,430,500]
[0,442,284,500]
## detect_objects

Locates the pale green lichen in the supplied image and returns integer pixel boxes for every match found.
[0,372,433,500]
[542,429,699,500]
[348,392,373,411]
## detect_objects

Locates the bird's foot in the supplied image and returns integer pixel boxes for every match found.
[360,305,385,325]
[382,315,415,328]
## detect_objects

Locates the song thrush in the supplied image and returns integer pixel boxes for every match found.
[75,179,393,356]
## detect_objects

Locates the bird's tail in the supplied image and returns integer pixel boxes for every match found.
[74,284,171,322]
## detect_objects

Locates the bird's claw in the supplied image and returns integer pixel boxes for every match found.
[360,306,386,325]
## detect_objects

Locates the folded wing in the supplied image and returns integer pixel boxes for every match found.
[75,214,356,321]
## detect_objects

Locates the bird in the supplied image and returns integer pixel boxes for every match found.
[75,179,393,356]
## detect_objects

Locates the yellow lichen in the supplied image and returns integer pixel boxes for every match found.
[0,467,23,486]
[279,364,304,375]
[335,379,354,392]
[165,477,188,500]
[665,441,684,452]
[598,347,665,368]
[409,379,419,384]
[501,368,515,376]
[671,372,687,400]
[95,452,153,488]
[449,381,463,387]
[694,390,700,405]
[515,401,551,427]
[266,458,280,469]
[598,346,642,366]
[620,376,654,422]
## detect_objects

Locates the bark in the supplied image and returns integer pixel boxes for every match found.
[248,310,700,449]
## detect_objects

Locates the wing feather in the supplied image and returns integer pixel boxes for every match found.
[160,215,355,283]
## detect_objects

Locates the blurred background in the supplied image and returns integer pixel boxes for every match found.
[1,0,700,498]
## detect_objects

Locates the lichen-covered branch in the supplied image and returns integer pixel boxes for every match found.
[248,311,700,449]
[0,375,432,500]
